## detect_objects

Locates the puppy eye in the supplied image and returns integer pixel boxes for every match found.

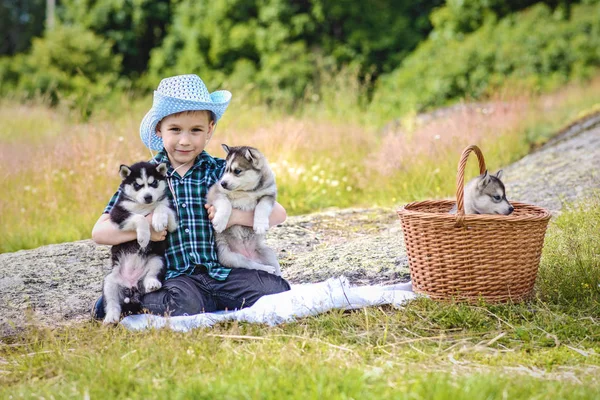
[133,183,142,190]
[233,169,242,175]
[149,181,159,188]
[493,195,502,201]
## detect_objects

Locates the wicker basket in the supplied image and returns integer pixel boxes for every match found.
[397,145,551,303]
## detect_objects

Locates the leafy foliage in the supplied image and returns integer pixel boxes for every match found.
[429,0,566,38]
[0,1,598,115]
[147,0,443,103]
[12,24,122,118]
[371,2,600,118]
[58,0,173,77]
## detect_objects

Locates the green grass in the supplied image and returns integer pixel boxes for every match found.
[1,199,600,398]
[1,301,599,399]
[537,196,600,306]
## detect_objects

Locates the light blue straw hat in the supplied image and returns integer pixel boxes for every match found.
[140,74,232,150]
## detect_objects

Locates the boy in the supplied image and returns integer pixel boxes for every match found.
[91,74,290,320]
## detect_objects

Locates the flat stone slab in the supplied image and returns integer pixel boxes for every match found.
[503,120,600,213]
[0,208,406,337]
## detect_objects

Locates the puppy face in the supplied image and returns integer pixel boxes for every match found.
[219,145,264,192]
[472,170,514,215]
[119,162,168,205]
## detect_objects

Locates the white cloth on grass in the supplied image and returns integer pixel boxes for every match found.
[120,276,416,332]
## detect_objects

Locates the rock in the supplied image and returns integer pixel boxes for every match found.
[0,240,111,336]
[503,122,600,214]
[0,208,407,337]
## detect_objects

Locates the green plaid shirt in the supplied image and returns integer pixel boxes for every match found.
[103,150,231,281]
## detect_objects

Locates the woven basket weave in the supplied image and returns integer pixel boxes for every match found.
[397,145,551,303]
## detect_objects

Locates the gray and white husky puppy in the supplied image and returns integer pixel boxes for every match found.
[207,144,281,276]
[103,161,177,324]
[451,170,514,215]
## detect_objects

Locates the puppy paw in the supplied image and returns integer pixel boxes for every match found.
[103,311,120,325]
[144,277,162,293]
[137,229,151,248]
[152,212,168,232]
[167,214,178,232]
[212,214,228,233]
[253,218,269,235]
[251,262,276,275]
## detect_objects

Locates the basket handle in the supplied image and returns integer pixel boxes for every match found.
[455,145,487,226]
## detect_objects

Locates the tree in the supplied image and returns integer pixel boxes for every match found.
[0,0,46,56]
[58,0,174,78]
[148,0,444,102]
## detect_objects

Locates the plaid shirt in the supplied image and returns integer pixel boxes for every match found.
[103,150,231,281]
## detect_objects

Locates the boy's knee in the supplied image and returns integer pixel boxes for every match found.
[254,272,291,297]
[166,285,205,315]
[142,281,206,316]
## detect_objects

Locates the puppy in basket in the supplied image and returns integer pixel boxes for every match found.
[207,144,281,276]
[451,170,514,215]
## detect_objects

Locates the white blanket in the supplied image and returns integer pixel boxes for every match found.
[120,276,416,332]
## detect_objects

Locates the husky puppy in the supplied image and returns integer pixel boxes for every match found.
[451,170,514,215]
[207,144,281,276]
[102,161,178,324]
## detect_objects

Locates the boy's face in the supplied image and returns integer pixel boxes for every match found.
[156,111,215,169]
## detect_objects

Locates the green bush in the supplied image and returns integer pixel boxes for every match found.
[428,0,565,39]
[12,24,122,118]
[146,0,442,105]
[0,55,23,95]
[58,0,173,77]
[371,2,600,119]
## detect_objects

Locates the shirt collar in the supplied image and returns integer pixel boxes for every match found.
[152,149,218,174]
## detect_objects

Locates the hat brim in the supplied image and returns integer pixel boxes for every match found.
[140,90,232,151]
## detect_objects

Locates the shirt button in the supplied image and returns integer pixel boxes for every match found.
[185,228,190,233]
[181,203,187,208]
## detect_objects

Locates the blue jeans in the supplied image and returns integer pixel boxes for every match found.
[139,266,291,316]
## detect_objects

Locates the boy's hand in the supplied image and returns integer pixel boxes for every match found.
[204,203,216,220]
[145,213,168,242]
[206,202,231,233]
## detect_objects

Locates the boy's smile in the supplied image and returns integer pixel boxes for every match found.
[156,111,214,175]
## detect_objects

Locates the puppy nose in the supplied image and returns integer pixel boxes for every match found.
[144,194,153,203]
[220,181,228,189]
[508,205,514,214]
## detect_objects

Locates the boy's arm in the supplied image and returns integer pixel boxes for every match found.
[204,202,287,229]
[91,213,167,245]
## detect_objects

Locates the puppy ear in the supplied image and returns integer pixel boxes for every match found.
[478,170,490,188]
[221,144,230,155]
[494,169,504,180]
[156,162,168,177]
[245,148,262,168]
[119,165,131,180]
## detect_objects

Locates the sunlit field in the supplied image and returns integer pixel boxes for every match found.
[3,1,600,398]
[1,76,600,253]
[1,198,599,398]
